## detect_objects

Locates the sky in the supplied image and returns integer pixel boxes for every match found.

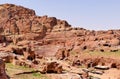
[0,0,120,30]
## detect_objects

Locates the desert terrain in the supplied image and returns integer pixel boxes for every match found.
[0,4,120,79]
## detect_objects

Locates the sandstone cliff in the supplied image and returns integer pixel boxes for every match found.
[0,3,120,55]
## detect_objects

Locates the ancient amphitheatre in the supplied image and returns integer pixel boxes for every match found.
[0,3,120,79]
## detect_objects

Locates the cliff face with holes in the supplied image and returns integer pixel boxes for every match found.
[0,3,120,54]
[0,4,71,41]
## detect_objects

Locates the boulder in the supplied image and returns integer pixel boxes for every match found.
[42,61,63,73]
[0,59,9,79]
[0,52,13,63]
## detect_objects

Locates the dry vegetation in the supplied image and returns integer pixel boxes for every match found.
[88,50,120,59]
[6,63,49,79]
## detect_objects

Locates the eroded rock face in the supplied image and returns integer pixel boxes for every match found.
[0,3,120,54]
[0,3,120,73]
[0,35,5,43]
[0,59,9,79]
[1,4,120,79]
[72,59,81,66]
[55,48,70,60]
[0,3,71,42]
[23,46,35,61]
[42,62,63,73]
[0,53,13,63]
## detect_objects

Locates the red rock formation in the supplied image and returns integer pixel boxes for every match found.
[55,48,70,60]
[0,4,120,71]
[0,59,9,79]
[42,61,63,73]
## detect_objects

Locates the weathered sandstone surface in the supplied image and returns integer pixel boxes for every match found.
[0,3,120,79]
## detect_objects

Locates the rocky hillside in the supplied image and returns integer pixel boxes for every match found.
[0,3,120,79]
[0,3,120,53]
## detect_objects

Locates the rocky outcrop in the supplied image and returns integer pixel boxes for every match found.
[0,3,71,42]
[0,52,13,63]
[0,35,5,43]
[42,61,63,73]
[55,48,70,60]
[0,3,120,54]
[0,3,120,70]
[0,4,120,79]
[70,56,120,70]
[23,46,35,61]
[0,59,9,79]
